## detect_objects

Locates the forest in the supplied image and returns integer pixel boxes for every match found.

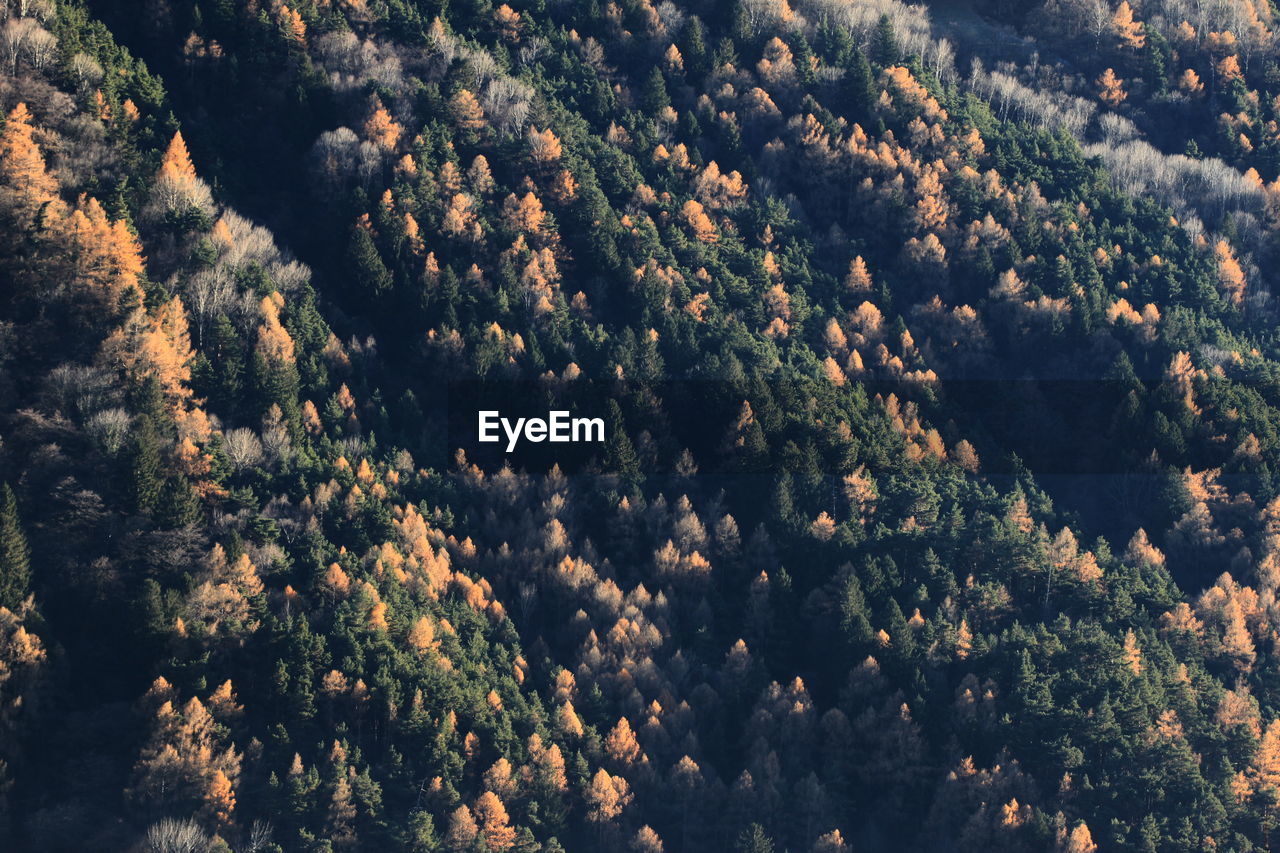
[6,0,1280,850]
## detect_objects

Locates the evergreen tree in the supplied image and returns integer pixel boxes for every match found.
[345,223,393,303]
[871,14,899,66]
[129,417,164,517]
[0,484,31,610]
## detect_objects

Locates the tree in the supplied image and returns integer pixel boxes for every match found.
[1097,68,1126,106]
[586,768,632,824]
[475,791,516,850]
[682,199,718,242]
[450,90,487,139]
[1057,821,1097,853]
[845,256,872,291]
[1112,1,1144,49]
[346,222,393,301]
[144,818,210,853]
[0,102,59,219]
[872,14,899,65]
[153,131,213,220]
[129,417,164,516]
[364,97,403,151]
[605,717,641,764]
[640,68,670,114]
[736,823,774,853]
[632,825,664,852]
[0,484,30,610]
[1215,240,1246,305]
[444,804,479,851]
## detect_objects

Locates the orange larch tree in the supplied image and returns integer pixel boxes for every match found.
[0,103,60,220]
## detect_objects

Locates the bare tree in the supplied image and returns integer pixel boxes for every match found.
[2,17,42,75]
[87,408,132,455]
[222,428,265,472]
[68,52,103,91]
[24,20,53,69]
[183,268,236,346]
[464,49,498,92]
[144,818,209,853]
[483,78,533,138]
[243,820,274,853]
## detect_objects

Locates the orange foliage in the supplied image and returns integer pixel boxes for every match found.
[1112,1,1145,49]
[474,791,516,850]
[1097,69,1126,106]
[364,98,403,151]
[681,199,718,242]
[1,103,59,214]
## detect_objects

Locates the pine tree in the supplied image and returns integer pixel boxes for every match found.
[604,400,641,485]
[157,476,202,528]
[735,823,774,853]
[871,14,899,66]
[346,223,393,301]
[0,484,31,610]
[841,48,877,123]
[640,68,671,114]
[129,417,164,517]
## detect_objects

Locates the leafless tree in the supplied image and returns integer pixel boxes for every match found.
[87,408,132,455]
[144,818,209,853]
[24,20,53,69]
[243,820,274,853]
[183,268,236,346]
[517,36,547,68]
[464,49,498,93]
[311,127,382,191]
[483,78,533,138]
[2,17,45,75]
[68,52,103,91]
[223,428,265,472]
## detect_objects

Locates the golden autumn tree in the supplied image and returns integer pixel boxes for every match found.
[1217,54,1243,82]
[494,3,523,40]
[1056,821,1098,853]
[0,103,60,221]
[474,791,516,850]
[1097,69,1126,106]
[1214,239,1247,305]
[681,199,718,242]
[585,767,633,824]
[632,825,665,852]
[60,194,145,310]
[450,90,486,135]
[130,696,242,818]
[605,717,641,764]
[845,256,873,291]
[1112,1,1145,49]
[257,291,297,364]
[278,4,306,46]
[443,804,479,850]
[153,130,213,216]
[1255,719,1280,792]
[502,191,547,234]
[364,96,403,151]
[204,768,236,826]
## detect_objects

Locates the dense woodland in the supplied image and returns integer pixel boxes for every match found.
[9,0,1280,850]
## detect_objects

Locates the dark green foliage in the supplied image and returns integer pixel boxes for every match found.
[0,485,31,610]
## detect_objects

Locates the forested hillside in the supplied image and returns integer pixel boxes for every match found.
[6,0,1280,850]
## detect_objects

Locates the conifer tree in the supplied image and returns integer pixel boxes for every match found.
[0,484,31,610]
